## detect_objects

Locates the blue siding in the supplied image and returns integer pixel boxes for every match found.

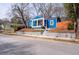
[44,20,47,26]
[28,20,32,27]
[28,16,57,29]
[46,18,57,29]
[33,21,37,26]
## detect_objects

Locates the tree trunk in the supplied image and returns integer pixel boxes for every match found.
[20,12,27,28]
[75,18,79,39]
[17,6,27,28]
[22,17,27,28]
[75,18,78,38]
[73,4,78,39]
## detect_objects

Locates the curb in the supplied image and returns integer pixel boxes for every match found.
[17,34,79,44]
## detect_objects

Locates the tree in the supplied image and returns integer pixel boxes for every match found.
[31,3,55,19]
[11,3,29,28]
[11,17,19,32]
[38,3,54,19]
[54,6,65,18]
[64,3,79,38]
[32,3,65,19]
[32,3,40,16]
[11,16,23,24]
[2,18,9,31]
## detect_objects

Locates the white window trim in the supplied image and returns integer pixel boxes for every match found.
[32,18,44,28]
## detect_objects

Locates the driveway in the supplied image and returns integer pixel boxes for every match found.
[0,34,79,55]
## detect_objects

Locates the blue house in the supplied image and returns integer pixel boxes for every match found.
[28,16,57,29]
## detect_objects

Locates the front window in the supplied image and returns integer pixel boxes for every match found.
[38,20,43,26]
[33,21,37,26]
[50,20,54,25]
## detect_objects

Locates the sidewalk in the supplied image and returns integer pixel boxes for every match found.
[16,33,79,43]
[0,33,79,44]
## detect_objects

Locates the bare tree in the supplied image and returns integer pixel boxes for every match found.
[31,3,65,19]
[37,3,54,19]
[32,3,40,16]
[11,3,29,28]
[30,3,54,19]
[53,6,66,18]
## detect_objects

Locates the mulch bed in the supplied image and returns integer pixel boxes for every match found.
[19,28,75,33]
[20,28,42,32]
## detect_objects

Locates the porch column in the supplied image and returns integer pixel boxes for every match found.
[43,18,44,26]
[37,20,38,26]
[32,20,33,28]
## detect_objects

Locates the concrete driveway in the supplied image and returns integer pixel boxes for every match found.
[0,34,79,55]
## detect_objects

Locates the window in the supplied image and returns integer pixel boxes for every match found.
[50,20,54,25]
[33,21,37,26]
[38,20,43,26]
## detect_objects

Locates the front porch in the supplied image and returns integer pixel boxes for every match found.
[31,18,44,28]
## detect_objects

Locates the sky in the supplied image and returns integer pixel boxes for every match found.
[0,3,12,19]
[0,3,64,20]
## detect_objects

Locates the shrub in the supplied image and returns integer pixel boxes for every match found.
[68,23,74,30]
[41,29,44,34]
[41,26,45,29]
[12,24,18,32]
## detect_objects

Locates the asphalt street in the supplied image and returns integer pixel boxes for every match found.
[0,34,79,55]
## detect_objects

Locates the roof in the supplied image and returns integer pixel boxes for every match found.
[28,16,44,21]
[34,16,43,19]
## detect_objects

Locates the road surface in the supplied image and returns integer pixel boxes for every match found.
[0,34,79,55]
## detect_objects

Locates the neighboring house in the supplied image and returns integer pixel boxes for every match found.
[28,16,57,29]
[0,20,13,31]
[0,20,4,30]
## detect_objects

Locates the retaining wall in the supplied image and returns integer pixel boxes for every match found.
[16,31,76,40]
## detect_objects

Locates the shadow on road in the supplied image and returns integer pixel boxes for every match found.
[0,43,35,55]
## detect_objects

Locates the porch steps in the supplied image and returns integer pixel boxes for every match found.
[43,29,48,35]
